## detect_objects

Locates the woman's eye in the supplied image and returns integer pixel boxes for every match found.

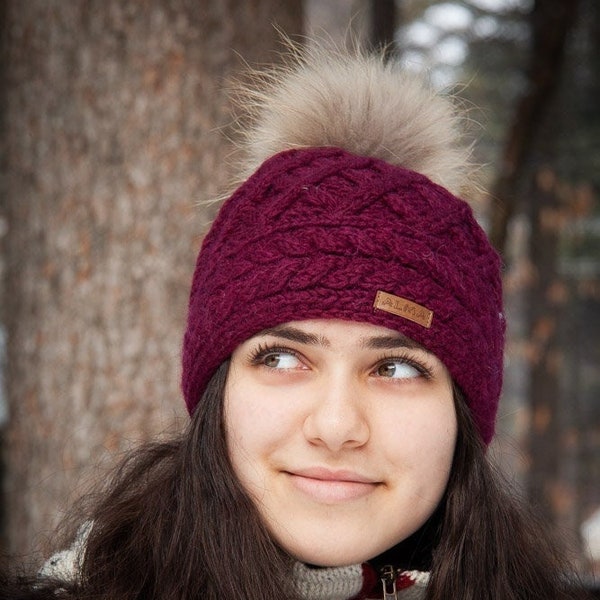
[262,351,303,370]
[375,360,421,379]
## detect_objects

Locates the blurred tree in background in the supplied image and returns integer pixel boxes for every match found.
[1,0,598,579]
[0,0,302,557]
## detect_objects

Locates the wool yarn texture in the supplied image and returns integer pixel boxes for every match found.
[182,145,504,444]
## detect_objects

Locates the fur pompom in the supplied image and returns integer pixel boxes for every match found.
[234,42,474,197]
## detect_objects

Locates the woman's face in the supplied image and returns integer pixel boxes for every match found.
[224,319,456,567]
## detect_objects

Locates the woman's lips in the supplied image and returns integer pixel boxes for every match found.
[285,468,379,503]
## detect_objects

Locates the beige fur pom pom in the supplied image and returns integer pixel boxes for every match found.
[234,42,474,198]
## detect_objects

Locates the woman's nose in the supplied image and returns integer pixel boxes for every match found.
[302,374,370,452]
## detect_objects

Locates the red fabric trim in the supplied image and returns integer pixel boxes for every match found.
[397,572,417,590]
[353,563,416,598]
[352,563,377,599]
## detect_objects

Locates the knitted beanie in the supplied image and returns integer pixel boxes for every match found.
[181,47,505,444]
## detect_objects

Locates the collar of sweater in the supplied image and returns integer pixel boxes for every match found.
[293,562,429,600]
[41,524,430,600]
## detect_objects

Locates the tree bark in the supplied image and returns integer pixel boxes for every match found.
[524,167,567,523]
[488,0,579,255]
[522,0,600,550]
[0,0,302,556]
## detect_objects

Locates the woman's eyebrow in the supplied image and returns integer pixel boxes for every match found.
[255,327,424,352]
[257,326,330,347]
[361,335,424,351]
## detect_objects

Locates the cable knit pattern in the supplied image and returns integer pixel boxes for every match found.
[293,562,429,600]
[293,563,364,600]
[182,146,504,443]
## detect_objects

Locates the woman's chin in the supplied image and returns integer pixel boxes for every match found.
[289,544,377,568]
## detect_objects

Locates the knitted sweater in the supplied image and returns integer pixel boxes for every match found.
[41,525,429,599]
[293,562,428,599]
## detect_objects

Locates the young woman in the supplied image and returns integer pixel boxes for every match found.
[6,45,591,599]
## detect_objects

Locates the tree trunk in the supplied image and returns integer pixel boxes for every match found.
[305,0,398,55]
[488,0,578,255]
[524,167,567,523]
[370,0,398,57]
[0,0,302,557]
[523,0,600,555]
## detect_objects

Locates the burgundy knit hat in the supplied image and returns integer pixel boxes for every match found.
[181,49,505,444]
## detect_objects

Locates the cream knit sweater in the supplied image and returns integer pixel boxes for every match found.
[41,524,428,599]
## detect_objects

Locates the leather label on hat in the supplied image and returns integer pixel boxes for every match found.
[373,290,433,328]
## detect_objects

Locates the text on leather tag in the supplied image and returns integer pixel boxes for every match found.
[373,290,433,329]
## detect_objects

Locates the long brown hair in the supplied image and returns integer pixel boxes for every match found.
[69,361,298,600]
[428,387,589,599]
[4,365,591,599]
